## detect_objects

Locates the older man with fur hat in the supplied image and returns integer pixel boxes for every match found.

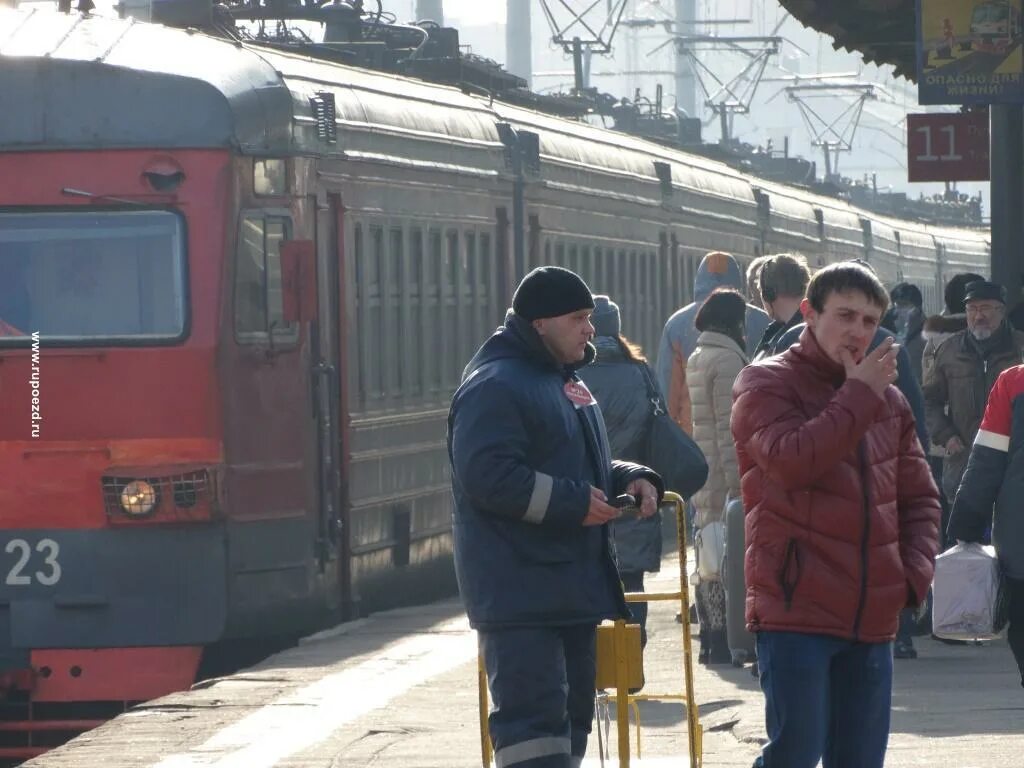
[924,280,1024,506]
[448,266,664,768]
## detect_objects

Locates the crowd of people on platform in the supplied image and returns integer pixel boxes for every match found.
[447,255,1024,768]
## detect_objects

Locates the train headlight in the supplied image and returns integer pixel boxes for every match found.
[119,480,158,516]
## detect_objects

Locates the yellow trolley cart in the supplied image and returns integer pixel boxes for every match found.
[477,491,703,767]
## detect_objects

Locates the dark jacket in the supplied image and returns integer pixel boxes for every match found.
[752,309,803,361]
[949,364,1024,579]
[448,315,664,628]
[778,322,930,451]
[584,336,663,574]
[922,313,968,459]
[922,322,1024,500]
[731,328,941,642]
[884,305,926,383]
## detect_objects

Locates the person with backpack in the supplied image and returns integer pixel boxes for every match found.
[585,295,708,649]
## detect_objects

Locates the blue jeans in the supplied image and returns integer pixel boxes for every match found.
[754,631,893,768]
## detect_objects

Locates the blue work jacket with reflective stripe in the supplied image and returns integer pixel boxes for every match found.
[448,314,663,629]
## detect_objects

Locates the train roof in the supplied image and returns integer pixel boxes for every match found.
[0,8,990,248]
[0,7,297,152]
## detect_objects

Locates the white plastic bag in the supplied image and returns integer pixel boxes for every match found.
[931,542,1008,641]
[694,521,725,580]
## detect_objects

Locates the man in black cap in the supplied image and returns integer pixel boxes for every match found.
[924,280,1024,507]
[448,266,663,768]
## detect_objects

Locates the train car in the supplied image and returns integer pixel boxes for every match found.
[891,221,946,314]
[0,6,989,757]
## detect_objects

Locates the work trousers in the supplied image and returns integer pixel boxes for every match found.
[479,624,597,768]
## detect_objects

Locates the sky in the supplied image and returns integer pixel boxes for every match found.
[408,0,504,27]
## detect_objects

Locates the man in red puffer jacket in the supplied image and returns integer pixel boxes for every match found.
[731,262,941,768]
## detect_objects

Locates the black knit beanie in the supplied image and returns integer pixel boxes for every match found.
[512,266,595,321]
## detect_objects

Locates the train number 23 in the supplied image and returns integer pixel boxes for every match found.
[4,539,62,586]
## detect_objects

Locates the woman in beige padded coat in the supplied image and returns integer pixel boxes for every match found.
[686,289,748,664]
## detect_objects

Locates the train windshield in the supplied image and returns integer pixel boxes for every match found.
[0,210,187,344]
[973,3,1010,23]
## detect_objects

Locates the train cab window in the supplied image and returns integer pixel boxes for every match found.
[254,159,287,196]
[0,209,187,344]
[234,211,298,344]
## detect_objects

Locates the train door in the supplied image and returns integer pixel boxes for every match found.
[223,202,323,633]
[307,191,350,619]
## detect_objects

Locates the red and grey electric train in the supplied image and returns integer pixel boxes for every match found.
[0,6,988,758]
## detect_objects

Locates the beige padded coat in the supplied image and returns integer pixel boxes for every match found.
[687,331,748,529]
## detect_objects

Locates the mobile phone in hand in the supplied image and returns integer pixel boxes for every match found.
[612,494,639,517]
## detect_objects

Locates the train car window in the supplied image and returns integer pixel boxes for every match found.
[480,232,495,326]
[253,159,287,196]
[366,225,385,402]
[428,230,443,397]
[465,231,479,364]
[496,209,509,304]
[409,227,425,400]
[528,215,541,272]
[389,227,405,398]
[0,209,187,345]
[446,230,461,388]
[645,250,657,348]
[628,250,640,339]
[581,246,598,288]
[592,246,604,290]
[234,211,298,346]
[352,224,368,409]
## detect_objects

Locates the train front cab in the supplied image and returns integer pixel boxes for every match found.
[0,147,227,756]
[0,147,341,757]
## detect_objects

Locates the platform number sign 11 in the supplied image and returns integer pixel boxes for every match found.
[907,113,990,183]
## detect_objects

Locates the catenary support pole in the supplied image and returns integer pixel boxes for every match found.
[990,105,1023,309]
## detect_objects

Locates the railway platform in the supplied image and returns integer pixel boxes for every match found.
[19,554,1024,768]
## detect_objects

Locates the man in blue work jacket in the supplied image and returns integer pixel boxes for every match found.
[448,266,664,768]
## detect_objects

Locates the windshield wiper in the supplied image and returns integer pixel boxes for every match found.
[61,188,150,206]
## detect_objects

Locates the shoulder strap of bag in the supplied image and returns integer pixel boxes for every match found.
[637,363,665,417]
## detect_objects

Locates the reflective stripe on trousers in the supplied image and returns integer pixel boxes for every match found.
[494,736,571,767]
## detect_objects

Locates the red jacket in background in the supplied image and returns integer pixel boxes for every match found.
[731,327,941,642]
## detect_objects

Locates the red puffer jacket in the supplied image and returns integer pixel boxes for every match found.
[731,328,941,642]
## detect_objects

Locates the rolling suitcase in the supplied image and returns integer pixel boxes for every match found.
[723,496,755,666]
